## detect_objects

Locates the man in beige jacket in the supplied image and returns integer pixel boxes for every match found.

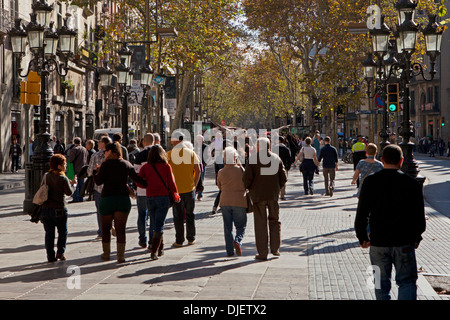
[243,137,287,260]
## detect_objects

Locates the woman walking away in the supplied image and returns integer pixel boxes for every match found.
[41,154,77,262]
[94,142,147,263]
[352,143,384,197]
[217,147,248,257]
[294,137,320,195]
[137,145,180,260]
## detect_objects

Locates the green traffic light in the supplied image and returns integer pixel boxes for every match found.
[388,104,397,112]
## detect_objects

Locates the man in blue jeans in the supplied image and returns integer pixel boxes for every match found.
[355,144,426,300]
[133,133,155,248]
[168,133,201,247]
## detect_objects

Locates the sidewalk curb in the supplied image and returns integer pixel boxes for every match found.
[0,181,25,191]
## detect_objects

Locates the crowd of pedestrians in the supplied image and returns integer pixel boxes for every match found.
[32,127,427,300]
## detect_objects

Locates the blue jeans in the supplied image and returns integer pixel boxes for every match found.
[172,190,196,244]
[137,196,150,246]
[370,245,418,300]
[302,170,314,194]
[197,168,206,199]
[221,206,247,256]
[40,207,68,260]
[146,196,170,234]
[72,174,85,202]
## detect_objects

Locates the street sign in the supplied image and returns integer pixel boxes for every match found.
[355,110,373,115]
[375,93,384,108]
[153,76,165,85]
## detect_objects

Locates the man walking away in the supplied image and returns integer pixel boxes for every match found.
[276,136,291,200]
[134,133,155,249]
[168,133,201,247]
[68,137,88,202]
[318,136,338,196]
[243,137,287,261]
[355,144,426,300]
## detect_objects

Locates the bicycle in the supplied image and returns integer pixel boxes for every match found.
[342,151,353,164]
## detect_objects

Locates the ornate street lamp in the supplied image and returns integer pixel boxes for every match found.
[8,0,77,213]
[118,42,133,67]
[58,18,78,55]
[44,22,58,58]
[140,60,154,89]
[397,12,419,54]
[99,61,115,89]
[422,14,444,63]
[395,0,417,25]
[363,1,445,182]
[9,19,27,56]
[362,53,377,81]
[32,0,54,28]
[369,16,391,55]
[116,58,131,87]
[25,13,45,51]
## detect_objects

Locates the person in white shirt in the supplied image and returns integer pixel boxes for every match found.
[294,137,320,195]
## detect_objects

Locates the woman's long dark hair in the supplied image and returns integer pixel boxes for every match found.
[104,142,122,160]
[147,145,168,164]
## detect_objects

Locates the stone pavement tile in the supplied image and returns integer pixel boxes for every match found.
[141,287,199,300]
[77,283,150,296]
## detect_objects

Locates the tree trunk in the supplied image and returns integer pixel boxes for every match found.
[170,70,194,133]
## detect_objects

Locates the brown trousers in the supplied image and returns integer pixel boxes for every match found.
[253,200,281,258]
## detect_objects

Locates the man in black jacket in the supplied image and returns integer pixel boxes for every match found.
[354,144,426,300]
[68,137,88,202]
[318,136,338,196]
[276,136,291,200]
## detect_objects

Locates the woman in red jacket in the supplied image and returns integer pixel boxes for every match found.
[138,145,180,260]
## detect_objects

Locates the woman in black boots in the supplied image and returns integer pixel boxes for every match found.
[94,142,147,263]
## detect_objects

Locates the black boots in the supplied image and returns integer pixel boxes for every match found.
[151,232,163,260]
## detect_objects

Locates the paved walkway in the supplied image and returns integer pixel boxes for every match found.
[0,160,448,301]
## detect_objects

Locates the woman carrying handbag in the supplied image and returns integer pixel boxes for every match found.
[137,145,180,260]
[40,154,76,262]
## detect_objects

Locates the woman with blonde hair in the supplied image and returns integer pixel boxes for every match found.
[41,154,77,262]
[294,136,320,195]
[216,146,248,256]
[352,143,384,197]
[94,142,147,263]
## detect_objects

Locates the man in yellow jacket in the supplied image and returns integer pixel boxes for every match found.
[168,133,201,248]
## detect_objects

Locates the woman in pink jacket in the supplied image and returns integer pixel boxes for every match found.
[138,145,180,260]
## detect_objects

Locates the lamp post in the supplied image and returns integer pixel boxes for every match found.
[9,1,77,213]
[362,1,444,181]
[116,45,154,146]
